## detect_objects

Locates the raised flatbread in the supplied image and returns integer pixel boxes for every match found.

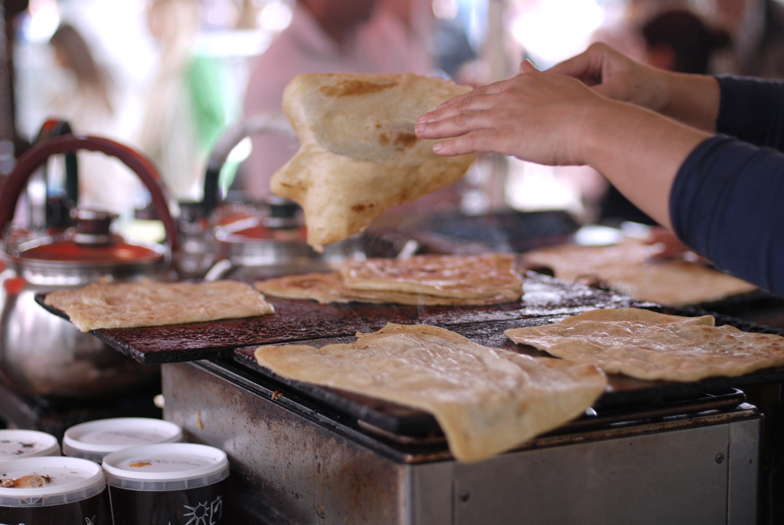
[254,323,606,462]
[45,280,275,332]
[340,253,523,299]
[272,73,477,251]
[254,271,520,306]
[505,308,784,382]
[523,238,756,306]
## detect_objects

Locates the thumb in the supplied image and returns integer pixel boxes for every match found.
[520,59,539,74]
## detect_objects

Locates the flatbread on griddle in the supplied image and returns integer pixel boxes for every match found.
[254,323,606,462]
[505,308,784,382]
[255,272,350,304]
[523,239,756,306]
[254,271,521,306]
[340,253,523,299]
[272,73,477,251]
[45,280,275,332]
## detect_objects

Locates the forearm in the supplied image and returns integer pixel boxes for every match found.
[415,69,711,230]
[547,44,720,133]
[580,100,711,229]
[655,72,719,133]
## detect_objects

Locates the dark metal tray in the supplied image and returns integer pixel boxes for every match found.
[35,273,642,365]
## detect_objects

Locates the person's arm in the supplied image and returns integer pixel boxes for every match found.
[671,135,784,294]
[715,76,784,149]
[547,43,720,133]
[415,62,710,229]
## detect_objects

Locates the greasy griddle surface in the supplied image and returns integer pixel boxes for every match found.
[36,273,643,365]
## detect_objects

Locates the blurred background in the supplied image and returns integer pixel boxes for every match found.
[5,0,784,226]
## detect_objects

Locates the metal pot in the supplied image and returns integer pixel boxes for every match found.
[205,196,367,281]
[190,114,366,281]
[0,134,179,397]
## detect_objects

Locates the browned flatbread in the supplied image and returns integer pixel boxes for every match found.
[272,73,477,251]
[340,253,523,299]
[45,280,275,332]
[254,323,606,462]
[505,308,784,382]
[522,238,756,306]
[255,272,351,304]
[254,271,520,306]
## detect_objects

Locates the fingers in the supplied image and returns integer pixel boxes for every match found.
[417,86,506,137]
[416,107,493,140]
[431,128,500,157]
[519,59,538,74]
[547,42,611,85]
[547,51,596,81]
[420,77,515,124]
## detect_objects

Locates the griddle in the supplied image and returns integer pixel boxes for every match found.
[35,273,642,365]
[35,272,784,443]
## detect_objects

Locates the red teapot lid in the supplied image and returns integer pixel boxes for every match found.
[9,209,165,268]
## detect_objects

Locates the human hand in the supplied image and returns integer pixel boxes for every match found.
[415,61,614,166]
[643,227,704,261]
[548,42,671,114]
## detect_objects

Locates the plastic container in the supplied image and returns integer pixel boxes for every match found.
[63,418,182,463]
[102,443,230,525]
[0,456,106,524]
[0,429,60,459]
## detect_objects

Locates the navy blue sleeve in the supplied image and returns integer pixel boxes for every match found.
[670,135,784,296]
[716,76,784,149]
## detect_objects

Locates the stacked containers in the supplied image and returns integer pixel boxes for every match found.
[0,456,106,524]
[0,420,229,523]
[102,443,230,524]
[0,429,60,459]
[63,417,184,524]
[63,418,182,463]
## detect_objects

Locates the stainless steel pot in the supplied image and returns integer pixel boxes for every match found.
[0,134,179,397]
[192,114,365,281]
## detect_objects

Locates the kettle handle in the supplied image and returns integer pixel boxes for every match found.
[36,119,79,205]
[202,112,295,217]
[0,135,179,252]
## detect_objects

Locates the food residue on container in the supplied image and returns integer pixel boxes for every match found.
[196,411,204,431]
[1,474,51,488]
[129,462,152,468]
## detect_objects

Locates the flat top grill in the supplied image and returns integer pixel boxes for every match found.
[36,272,784,448]
[36,273,646,364]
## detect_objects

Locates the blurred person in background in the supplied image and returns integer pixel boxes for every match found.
[643,9,731,74]
[598,9,731,226]
[241,0,432,201]
[590,0,691,64]
[378,0,433,75]
[47,23,144,216]
[139,0,230,202]
[706,0,784,78]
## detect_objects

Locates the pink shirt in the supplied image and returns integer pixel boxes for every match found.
[241,3,429,198]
